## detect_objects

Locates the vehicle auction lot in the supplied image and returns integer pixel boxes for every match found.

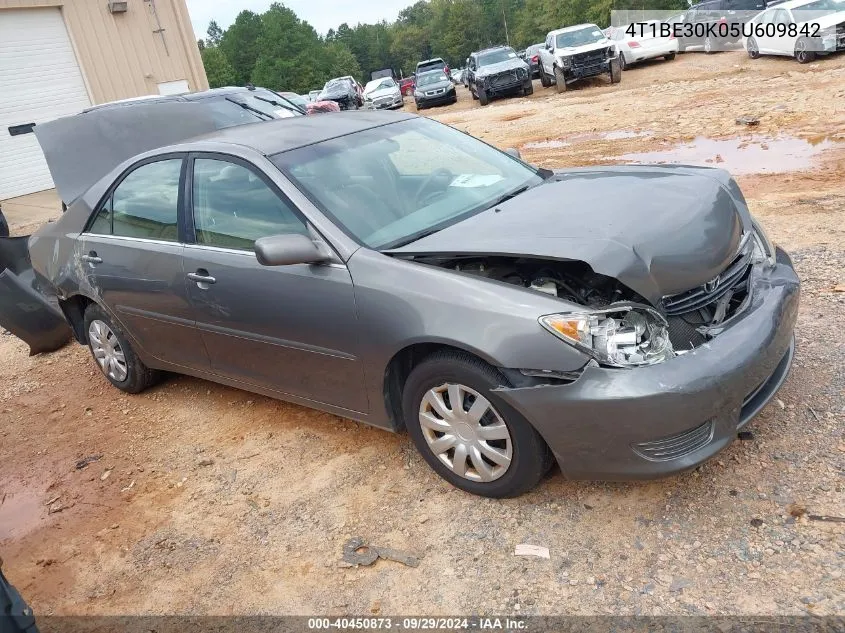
[2,51,844,616]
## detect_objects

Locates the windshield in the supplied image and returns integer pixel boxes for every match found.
[478,48,518,66]
[272,118,542,250]
[364,78,396,94]
[280,92,307,109]
[793,0,845,19]
[416,72,448,87]
[417,60,445,73]
[556,26,606,48]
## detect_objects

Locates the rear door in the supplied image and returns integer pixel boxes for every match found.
[181,154,368,413]
[80,155,209,370]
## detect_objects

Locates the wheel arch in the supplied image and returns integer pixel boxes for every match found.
[58,293,97,344]
[382,340,507,432]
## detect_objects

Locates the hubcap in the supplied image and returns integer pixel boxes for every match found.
[88,320,128,382]
[419,383,513,482]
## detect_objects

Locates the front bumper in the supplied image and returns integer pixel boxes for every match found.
[566,59,612,80]
[416,91,456,107]
[483,77,527,96]
[496,248,800,480]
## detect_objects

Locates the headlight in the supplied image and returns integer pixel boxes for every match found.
[559,56,572,69]
[751,218,776,266]
[540,305,674,368]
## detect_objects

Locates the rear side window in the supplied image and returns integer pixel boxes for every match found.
[88,159,182,241]
[191,158,308,251]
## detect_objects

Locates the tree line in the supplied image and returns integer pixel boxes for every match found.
[198,0,686,94]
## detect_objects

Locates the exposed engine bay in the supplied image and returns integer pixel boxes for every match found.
[407,249,754,367]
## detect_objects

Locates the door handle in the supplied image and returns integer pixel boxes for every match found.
[81,252,102,264]
[187,271,216,284]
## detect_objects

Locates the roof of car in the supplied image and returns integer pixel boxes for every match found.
[417,58,445,65]
[189,110,417,156]
[764,0,820,9]
[547,23,600,36]
[474,45,513,54]
[83,87,272,112]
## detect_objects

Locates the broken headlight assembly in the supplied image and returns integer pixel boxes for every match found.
[558,56,572,69]
[540,305,675,368]
[751,218,776,266]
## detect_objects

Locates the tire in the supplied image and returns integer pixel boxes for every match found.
[554,66,567,93]
[415,101,423,110]
[83,303,160,394]
[747,37,760,59]
[664,52,676,61]
[478,89,489,106]
[704,35,714,54]
[402,351,553,498]
[523,81,534,96]
[539,65,551,88]
[471,85,479,100]
[609,58,622,84]
[795,37,815,64]
[619,52,628,70]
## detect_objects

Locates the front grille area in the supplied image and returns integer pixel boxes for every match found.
[632,420,714,461]
[662,236,753,317]
[491,71,519,87]
[572,48,609,68]
[425,88,446,96]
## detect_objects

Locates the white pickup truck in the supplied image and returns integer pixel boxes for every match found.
[538,23,621,92]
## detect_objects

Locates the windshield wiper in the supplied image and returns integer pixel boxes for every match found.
[485,185,531,210]
[226,98,273,120]
[380,227,444,251]
[252,94,306,115]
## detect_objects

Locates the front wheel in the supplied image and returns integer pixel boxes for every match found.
[554,66,567,93]
[471,85,479,100]
[795,37,816,64]
[402,352,552,497]
[478,88,489,106]
[523,80,534,96]
[609,58,622,84]
[84,303,160,394]
[539,65,551,87]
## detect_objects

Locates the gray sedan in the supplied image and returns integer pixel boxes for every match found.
[17,110,798,497]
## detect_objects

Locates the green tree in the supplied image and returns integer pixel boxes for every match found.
[201,46,236,88]
[206,20,223,47]
[219,10,263,85]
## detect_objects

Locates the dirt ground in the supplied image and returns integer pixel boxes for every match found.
[1,50,844,618]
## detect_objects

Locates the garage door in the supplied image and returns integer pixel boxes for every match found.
[0,8,91,200]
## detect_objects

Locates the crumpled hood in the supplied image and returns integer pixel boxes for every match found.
[320,83,355,100]
[365,86,399,99]
[557,39,613,55]
[389,167,746,305]
[476,59,528,77]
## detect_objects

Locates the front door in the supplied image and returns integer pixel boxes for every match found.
[79,156,209,370]
[181,155,368,413]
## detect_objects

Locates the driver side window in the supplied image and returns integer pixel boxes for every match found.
[191,158,308,251]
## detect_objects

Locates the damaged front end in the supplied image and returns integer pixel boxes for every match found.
[0,236,71,355]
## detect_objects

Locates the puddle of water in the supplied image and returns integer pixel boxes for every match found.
[524,129,654,149]
[613,135,837,175]
[0,482,46,541]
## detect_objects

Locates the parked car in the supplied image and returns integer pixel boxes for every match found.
[14,110,799,498]
[306,100,342,114]
[371,68,394,80]
[318,77,362,110]
[538,24,621,91]
[678,0,767,53]
[414,70,457,109]
[467,46,532,106]
[0,560,37,633]
[523,43,545,78]
[450,68,465,84]
[307,90,322,102]
[84,86,306,121]
[280,91,309,111]
[610,20,680,69]
[363,77,404,110]
[416,57,450,77]
[743,0,845,62]
[0,206,8,238]
[463,58,471,86]
[399,77,416,96]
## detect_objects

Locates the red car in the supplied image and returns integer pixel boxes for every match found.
[399,77,416,97]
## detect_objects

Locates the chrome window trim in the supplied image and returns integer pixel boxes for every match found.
[80,233,179,247]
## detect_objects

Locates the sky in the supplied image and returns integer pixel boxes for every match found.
[186,0,412,39]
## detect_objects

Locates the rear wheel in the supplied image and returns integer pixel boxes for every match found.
[795,37,815,63]
[619,52,628,70]
[554,66,567,93]
[747,37,760,59]
[84,303,160,394]
[664,52,676,61]
[402,352,553,498]
[609,58,622,84]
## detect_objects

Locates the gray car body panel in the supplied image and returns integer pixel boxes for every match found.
[19,112,799,481]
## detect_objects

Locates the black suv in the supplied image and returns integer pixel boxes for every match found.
[678,0,766,52]
[467,46,532,106]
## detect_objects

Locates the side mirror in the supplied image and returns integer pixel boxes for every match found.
[504,147,522,160]
[254,233,330,266]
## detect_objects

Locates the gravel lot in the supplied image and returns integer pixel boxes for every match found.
[1,50,844,617]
